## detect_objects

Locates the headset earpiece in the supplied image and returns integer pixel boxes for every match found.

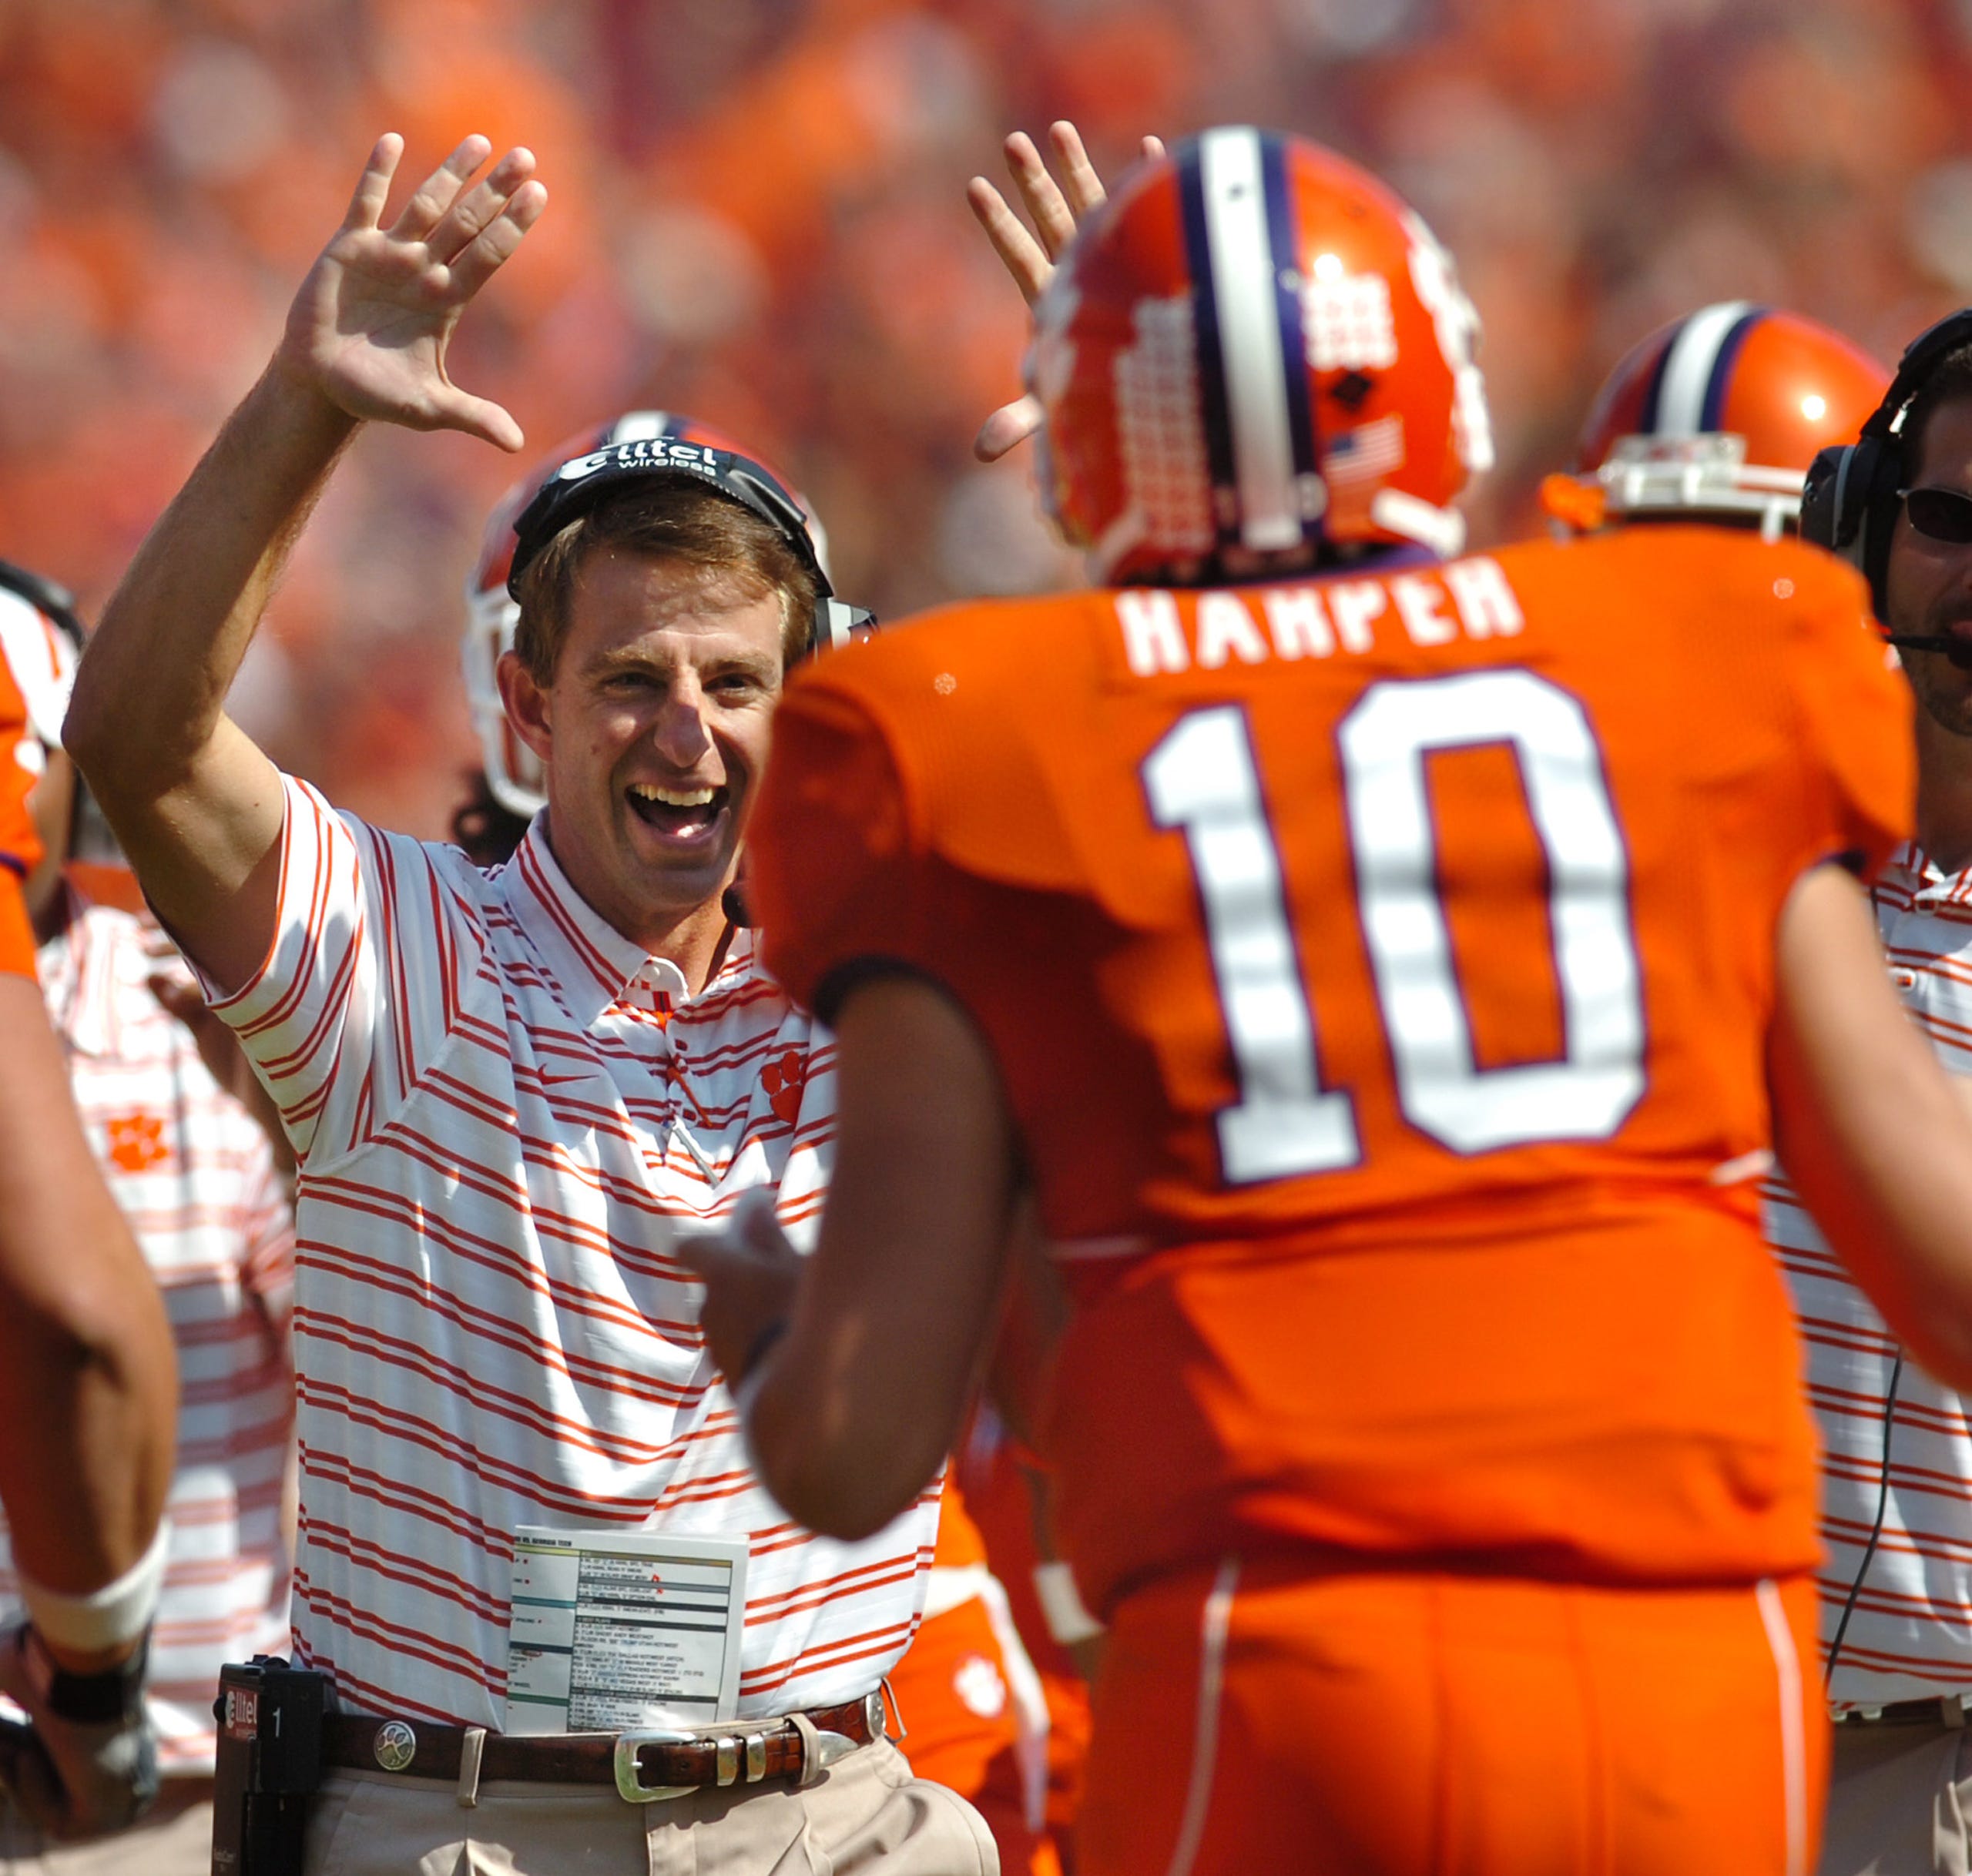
[1802,434,1897,611]
[809,599,878,661]
[1801,309,1972,615]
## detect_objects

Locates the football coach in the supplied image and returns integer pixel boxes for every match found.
[63,131,990,1876]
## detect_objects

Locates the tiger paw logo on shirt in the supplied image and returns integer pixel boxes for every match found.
[103,1112,169,1173]
[761,1047,806,1125]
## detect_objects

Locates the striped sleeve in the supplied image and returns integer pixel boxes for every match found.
[205,775,487,1169]
[0,662,40,980]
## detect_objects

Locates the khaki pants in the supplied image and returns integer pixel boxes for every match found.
[1819,1720,1972,1876]
[0,1780,213,1874]
[305,1736,997,1876]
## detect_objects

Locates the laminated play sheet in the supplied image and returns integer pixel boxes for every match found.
[505,1526,749,1734]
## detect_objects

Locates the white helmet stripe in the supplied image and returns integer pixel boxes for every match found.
[1653,300,1755,436]
[1199,128,1302,552]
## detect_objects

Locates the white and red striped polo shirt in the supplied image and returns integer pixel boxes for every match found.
[0,886,294,1774]
[207,775,939,1729]
[1766,842,1972,1708]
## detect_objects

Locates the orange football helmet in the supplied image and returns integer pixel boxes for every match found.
[1555,303,1889,539]
[1027,127,1493,585]
[462,411,854,819]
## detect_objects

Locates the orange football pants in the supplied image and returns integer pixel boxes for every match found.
[1076,1560,1826,1876]
[891,1590,1061,1876]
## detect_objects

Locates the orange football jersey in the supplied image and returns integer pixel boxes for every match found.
[0,657,41,979]
[752,528,1911,1614]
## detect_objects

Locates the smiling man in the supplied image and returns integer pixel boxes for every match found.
[62,138,977,1876]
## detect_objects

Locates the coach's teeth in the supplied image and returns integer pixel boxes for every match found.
[629,784,716,808]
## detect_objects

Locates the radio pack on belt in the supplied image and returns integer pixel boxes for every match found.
[211,1657,327,1876]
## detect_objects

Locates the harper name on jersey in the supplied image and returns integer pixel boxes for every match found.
[1114,554,1524,676]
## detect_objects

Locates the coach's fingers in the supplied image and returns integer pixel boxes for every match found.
[427,386,525,453]
[974,394,1043,464]
[967,176,1053,307]
[444,179,548,303]
[1142,134,1167,162]
[424,147,538,266]
[388,133,493,244]
[342,133,405,234]
[730,1188,801,1264]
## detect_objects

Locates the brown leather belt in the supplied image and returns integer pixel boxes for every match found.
[1836,1694,1967,1727]
[320,1690,884,1801]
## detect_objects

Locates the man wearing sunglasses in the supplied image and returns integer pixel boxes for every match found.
[1782,323,1972,1876]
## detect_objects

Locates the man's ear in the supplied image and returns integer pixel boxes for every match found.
[497,648,553,766]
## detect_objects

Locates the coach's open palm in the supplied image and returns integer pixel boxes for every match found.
[277,133,546,451]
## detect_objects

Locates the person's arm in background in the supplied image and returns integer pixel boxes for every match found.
[1773,861,1972,1385]
[63,132,545,994]
[0,979,174,1642]
[0,962,176,1838]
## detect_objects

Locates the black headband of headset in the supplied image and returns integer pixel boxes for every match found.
[1861,308,1972,443]
[506,438,833,603]
[0,556,85,651]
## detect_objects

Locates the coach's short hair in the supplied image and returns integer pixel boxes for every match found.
[512,478,819,683]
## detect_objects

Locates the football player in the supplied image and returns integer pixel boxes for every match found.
[686,130,1972,1874]
[0,576,175,1844]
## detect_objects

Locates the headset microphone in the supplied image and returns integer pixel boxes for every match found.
[1886,632,1972,665]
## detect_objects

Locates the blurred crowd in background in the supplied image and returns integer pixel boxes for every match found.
[1,0,1968,836]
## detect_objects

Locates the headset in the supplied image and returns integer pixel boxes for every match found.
[506,437,875,664]
[1801,308,1972,642]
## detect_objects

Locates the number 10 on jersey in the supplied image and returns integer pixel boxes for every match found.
[1142,669,1645,1184]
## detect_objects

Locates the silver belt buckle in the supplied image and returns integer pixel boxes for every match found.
[613,1727,699,1804]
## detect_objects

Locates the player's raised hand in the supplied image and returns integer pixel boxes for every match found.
[275,133,547,451]
[966,122,1164,463]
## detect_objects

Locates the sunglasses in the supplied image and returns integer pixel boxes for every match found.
[1901,486,1972,544]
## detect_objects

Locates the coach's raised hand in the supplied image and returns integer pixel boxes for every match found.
[67,132,546,998]
[277,134,545,449]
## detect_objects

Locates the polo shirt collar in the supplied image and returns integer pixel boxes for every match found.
[1877,840,1972,908]
[496,816,695,1032]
